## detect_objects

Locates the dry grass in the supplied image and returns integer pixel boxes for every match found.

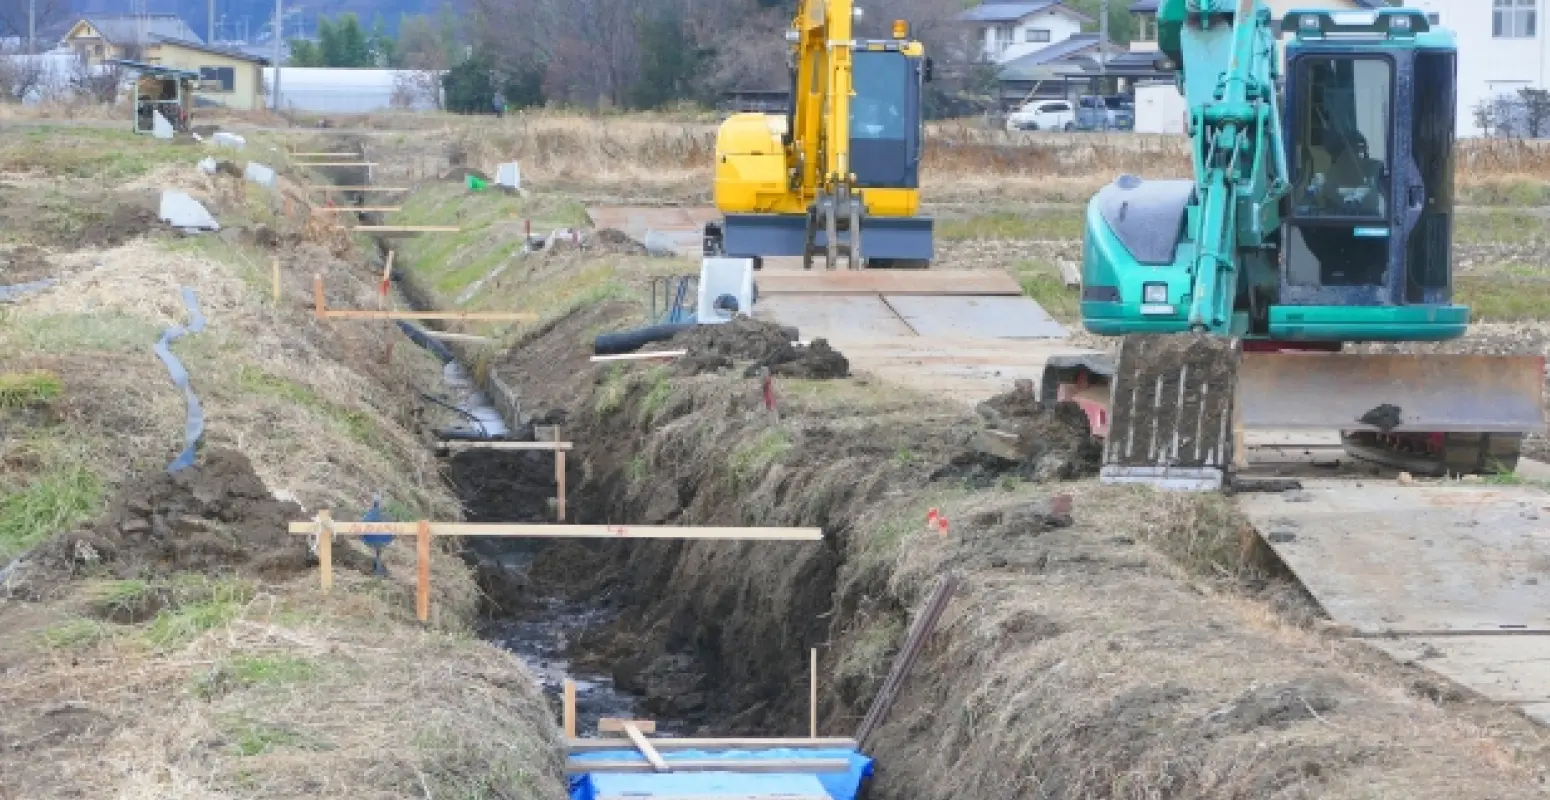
[0,569,561,799]
[0,129,564,798]
[422,113,1550,205]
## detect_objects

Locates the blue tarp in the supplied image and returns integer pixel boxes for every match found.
[567,748,873,800]
[0,279,55,303]
[153,287,207,472]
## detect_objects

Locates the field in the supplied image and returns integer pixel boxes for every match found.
[2,110,1550,799]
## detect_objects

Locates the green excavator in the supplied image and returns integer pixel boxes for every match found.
[1041,1,1546,489]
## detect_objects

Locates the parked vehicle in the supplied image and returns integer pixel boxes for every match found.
[1075,94,1135,131]
[1005,99,1075,131]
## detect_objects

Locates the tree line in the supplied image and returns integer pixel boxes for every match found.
[287,0,1142,116]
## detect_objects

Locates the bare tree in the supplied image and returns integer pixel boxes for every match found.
[0,0,67,47]
[0,43,49,102]
[392,69,444,110]
[1519,87,1550,139]
[69,55,122,104]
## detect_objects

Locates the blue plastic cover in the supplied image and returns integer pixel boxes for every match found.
[567,748,873,800]
[0,279,55,303]
[154,287,207,473]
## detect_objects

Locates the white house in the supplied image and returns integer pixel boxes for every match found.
[1402,0,1548,136]
[957,1,1095,64]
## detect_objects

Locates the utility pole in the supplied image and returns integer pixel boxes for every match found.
[27,0,35,55]
[272,0,283,110]
[208,0,214,42]
[1099,0,1109,78]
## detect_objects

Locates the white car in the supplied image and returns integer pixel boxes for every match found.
[1005,100,1076,132]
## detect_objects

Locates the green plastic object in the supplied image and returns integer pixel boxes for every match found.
[466,174,488,191]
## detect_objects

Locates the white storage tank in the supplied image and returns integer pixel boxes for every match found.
[1134,79,1188,135]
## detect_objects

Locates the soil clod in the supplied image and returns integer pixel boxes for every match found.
[40,448,310,580]
[669,318,847,379]
[940,383,1102,484]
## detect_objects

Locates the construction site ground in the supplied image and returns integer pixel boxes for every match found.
[4,113,1550,798]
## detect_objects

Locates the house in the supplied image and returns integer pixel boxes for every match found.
[1125,0,1392,130]
[60,15,270,110]
[1129,0,1390,57]
[996,33,1115,105]
[957,1,1096,64]
[1402,0,1549,137]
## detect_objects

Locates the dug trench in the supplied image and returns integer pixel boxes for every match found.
[422,298,1550,797]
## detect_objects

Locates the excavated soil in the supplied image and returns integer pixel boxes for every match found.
[590,228,648,254]
[35,448,310,582]
[670,318,848,378]
[0,187,163,252]
[0,244,52,284]
[938,381,1102,484]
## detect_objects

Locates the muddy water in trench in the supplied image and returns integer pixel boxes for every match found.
[427,345,688,737]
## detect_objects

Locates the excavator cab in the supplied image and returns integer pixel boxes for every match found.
[705,12,935,271]
[1277,10,1462,334]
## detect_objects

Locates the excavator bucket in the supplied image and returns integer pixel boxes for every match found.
[1099,334,1240,490]
[1097,337,1547,488]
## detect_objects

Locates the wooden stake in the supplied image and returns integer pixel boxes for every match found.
[350,226,462,234]
[379,250,396,309]
[554,426,566,522]
[563,679,577,739]
[416,519,431,622]
[271,257,280,305]
[313,273,325,318]
[810,648,818,738]
[303,185,408,192]
[288,522,824,540]
[322,309,536,322]
[316,509,334,592]
[624,722,670,772]
[438,440,574,452]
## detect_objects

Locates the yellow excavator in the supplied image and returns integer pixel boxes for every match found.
[701,1,935,270]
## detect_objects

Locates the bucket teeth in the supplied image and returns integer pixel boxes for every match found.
[1102,334,1240,475]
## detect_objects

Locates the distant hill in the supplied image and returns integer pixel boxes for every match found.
[37,0,439,43]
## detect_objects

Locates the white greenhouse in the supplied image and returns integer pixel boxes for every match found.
[262,67,445,114]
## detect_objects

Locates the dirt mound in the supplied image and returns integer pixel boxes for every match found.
[670,318,846,378]
[0,189,162,252]
[0,244,52,284]
[42,448,310,580]
[742,338,850,379]
[937,381,1102,484]
[590,228,647,254]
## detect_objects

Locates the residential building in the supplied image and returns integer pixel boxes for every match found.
[60,16,271,110]
[1126,0,1393,129]
[1128,0,1390,60]
[1402,0,1548,136]
[957,1,1095,64]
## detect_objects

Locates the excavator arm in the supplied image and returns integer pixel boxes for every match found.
[1163,0,1289,334]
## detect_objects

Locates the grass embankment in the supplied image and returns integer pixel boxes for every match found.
[0,127,563,798]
